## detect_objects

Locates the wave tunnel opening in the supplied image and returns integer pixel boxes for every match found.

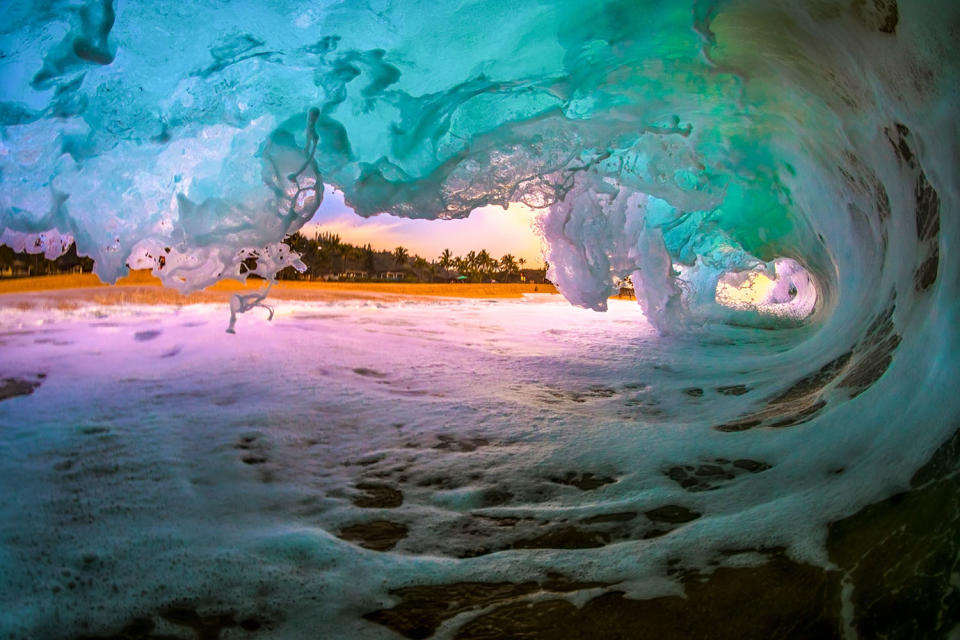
[1,0,958,638]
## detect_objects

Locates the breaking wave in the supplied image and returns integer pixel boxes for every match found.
[1,0,959,636]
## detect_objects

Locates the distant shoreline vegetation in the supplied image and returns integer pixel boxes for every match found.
[0,232,548,285]
[277,231,547,284]
[0,243,94,279]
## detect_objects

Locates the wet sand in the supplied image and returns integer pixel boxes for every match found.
[0,272,560,308]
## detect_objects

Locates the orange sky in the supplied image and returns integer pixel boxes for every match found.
[301,187,547,267]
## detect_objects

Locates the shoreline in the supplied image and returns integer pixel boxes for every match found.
[0,272,560,308]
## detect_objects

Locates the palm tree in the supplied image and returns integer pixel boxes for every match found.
[363,244,376,272]
[465,250,477,271]
[439,248,453,270]
[317,231,341,251]
[477,249,492,275]
[393,246,409,266]
[518,257,526,269]
[499,254,517,276]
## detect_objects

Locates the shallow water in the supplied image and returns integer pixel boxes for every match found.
[1,294,957,638]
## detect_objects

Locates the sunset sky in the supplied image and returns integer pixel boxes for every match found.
[301,187,548,267]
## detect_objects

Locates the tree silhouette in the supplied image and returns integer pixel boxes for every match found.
[439,248,452,270]
[499,254,517,275]
[476,249,491,272]
[317,231,341,251]
[363,244,376,272]
[275,232,547,284]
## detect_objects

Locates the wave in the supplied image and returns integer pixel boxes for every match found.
[1,0,958,636]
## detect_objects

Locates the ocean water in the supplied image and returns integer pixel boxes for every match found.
[0,292,957,638]
[1,0,959,636]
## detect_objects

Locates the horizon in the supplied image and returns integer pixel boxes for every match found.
[300,186,548,268]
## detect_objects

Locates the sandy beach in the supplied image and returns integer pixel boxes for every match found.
[0,271,560,308]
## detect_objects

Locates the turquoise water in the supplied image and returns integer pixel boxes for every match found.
[1,0,958,637]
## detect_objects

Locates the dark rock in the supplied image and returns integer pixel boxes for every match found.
[133,330,162,342]
[683,387,704,397]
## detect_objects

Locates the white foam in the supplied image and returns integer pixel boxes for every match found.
[0,294,955,637]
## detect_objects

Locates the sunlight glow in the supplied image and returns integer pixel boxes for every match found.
[715,271,776,309]
[302,187,546,265]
